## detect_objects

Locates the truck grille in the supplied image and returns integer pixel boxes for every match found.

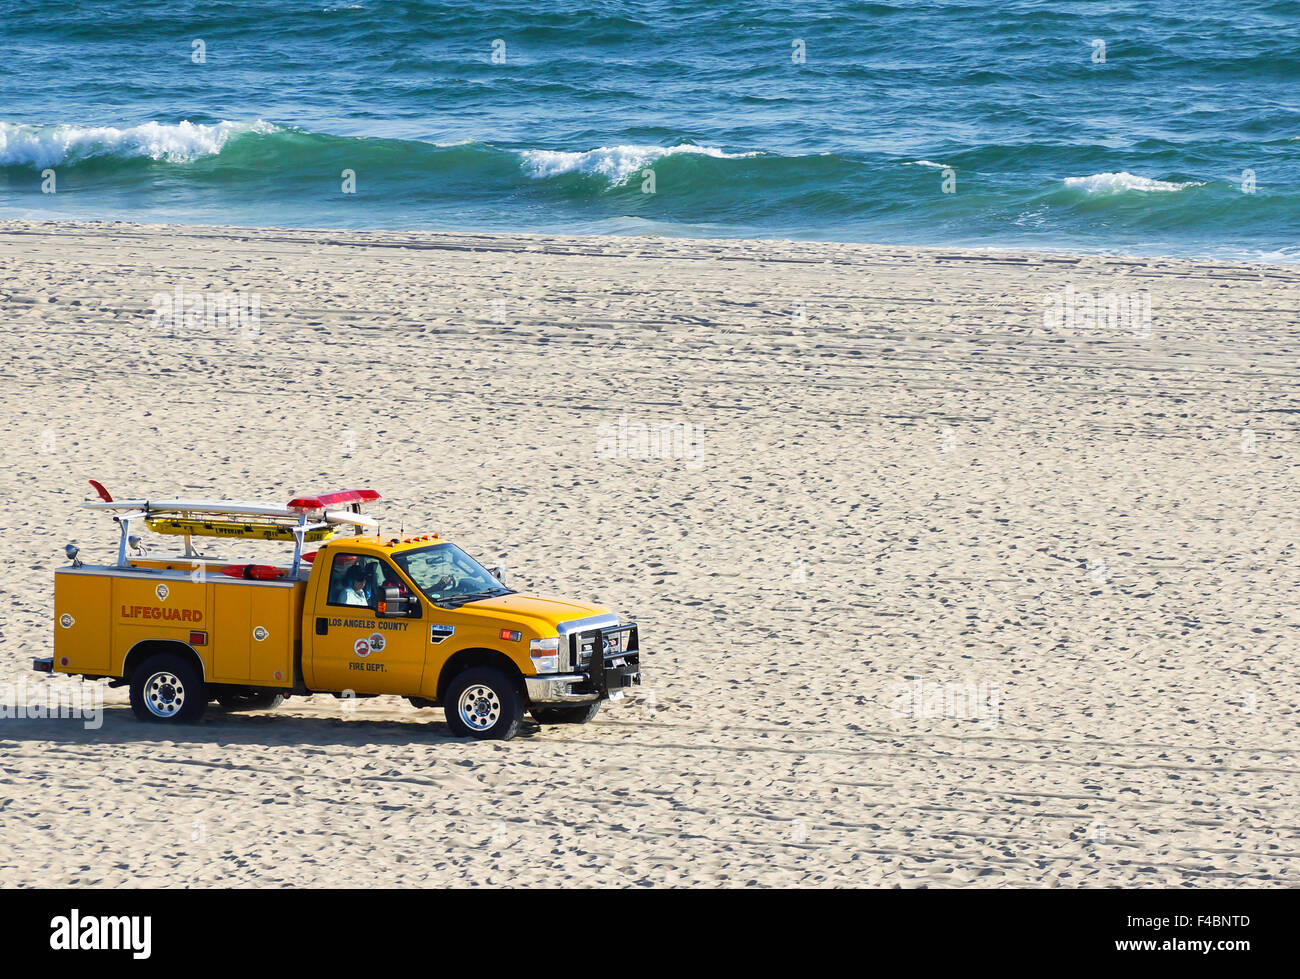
[572,623,639,670]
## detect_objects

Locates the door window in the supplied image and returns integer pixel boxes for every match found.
[326,553,388,609]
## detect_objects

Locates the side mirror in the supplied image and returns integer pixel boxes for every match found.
[488,566,506,584]
[377,586,420,618]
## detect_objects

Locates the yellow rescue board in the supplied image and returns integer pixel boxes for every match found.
[145,517,338,542]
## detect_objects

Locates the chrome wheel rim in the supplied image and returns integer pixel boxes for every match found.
[457,684,501,731]
[144,670,186,718]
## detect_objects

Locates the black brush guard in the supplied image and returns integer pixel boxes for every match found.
[571,623,642,698]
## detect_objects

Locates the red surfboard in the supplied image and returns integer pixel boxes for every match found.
[219,564,287,580]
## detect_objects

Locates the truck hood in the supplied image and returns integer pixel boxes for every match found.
[455,592,614,633]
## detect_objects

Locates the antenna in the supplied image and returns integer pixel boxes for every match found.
[398,503,419,539]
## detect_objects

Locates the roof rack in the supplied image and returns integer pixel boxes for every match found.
[82,483,382,576]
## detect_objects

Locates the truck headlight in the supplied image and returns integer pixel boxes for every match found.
[529,637,562,674]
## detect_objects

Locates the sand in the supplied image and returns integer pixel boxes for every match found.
[1,219,1298,887]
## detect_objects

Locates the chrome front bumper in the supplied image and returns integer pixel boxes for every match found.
[526,664,642,705]
[525,674,600,704]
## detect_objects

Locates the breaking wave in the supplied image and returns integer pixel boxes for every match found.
[520,143,760,184]
[0,120,279,169]
[1062,171,1204,194]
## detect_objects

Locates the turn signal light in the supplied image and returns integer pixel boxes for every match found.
[189,631,208,645]
[500,629,521,642]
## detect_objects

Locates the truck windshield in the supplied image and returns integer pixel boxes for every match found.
[392,543,510,606]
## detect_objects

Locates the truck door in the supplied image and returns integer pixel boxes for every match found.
[308,552,424,695]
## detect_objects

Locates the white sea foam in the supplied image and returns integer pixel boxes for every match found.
[1063,171,1203,194]
[905,160,949,168]
[0,120,277,168]
[520,143,758,183]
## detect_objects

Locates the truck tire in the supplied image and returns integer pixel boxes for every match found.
[531,702,600,725]
[443,667,524,741]
[129,653,207,724]
[217,690,285,712]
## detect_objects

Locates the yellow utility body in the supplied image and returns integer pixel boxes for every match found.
[38,485,641,740]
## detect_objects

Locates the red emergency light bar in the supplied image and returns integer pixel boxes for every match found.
[287,489,382,510]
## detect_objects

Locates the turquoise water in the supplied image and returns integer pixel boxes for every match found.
[1,1,1297,259]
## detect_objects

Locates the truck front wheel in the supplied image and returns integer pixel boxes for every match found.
[129,653,208,724]
[443,667,524,741]
[531,702,600,725]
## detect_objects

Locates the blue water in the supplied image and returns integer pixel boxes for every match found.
[1,1,1297,259]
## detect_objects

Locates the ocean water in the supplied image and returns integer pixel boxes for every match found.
[1,0,1297,260]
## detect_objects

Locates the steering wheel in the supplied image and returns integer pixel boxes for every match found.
[431,573,460,596]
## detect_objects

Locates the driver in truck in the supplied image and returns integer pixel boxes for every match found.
[340,565,372,607]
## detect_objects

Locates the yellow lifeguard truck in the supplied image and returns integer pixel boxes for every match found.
[34,483,642,740]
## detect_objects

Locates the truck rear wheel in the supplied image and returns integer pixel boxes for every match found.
[129,653,207,724]
[217,689,285,712]
[531,702,600,725]
[443,667,524,741]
